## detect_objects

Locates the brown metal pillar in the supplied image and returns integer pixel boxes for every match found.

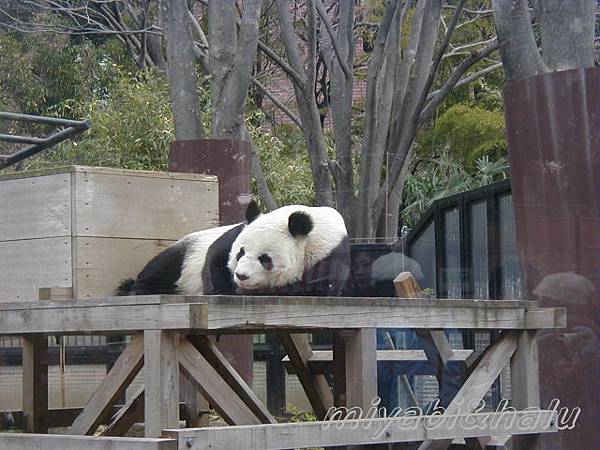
[504,68,600,450]
[169,139,254,386]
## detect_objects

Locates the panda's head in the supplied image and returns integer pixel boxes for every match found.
[227,205,347,291]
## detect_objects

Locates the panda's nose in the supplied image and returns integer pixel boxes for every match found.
[236,272,250,281]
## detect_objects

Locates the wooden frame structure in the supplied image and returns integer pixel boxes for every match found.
[0,295,565,449]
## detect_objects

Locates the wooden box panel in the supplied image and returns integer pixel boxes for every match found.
[0,172,71,241]
[73,237,174,299]
[0,166,219,301]
[0,237,72,301]
[72,167,219,240]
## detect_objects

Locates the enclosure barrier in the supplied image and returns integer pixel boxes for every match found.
[0,294,565,449]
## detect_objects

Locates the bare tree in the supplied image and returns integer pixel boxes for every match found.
[492,0,596,82]
[272,0,501,239]
[1,0,503,226]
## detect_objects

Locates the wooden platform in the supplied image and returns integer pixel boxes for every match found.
[0,295,565,450]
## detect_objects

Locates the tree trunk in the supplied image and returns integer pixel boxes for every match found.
[322,0,356,231]
[539,0,595,71]
[161,0,205,140]
[491,0,547,82]
[209,0,263,139]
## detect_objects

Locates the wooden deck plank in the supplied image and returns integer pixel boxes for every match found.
[0,294,194,310]
[69,334,144,435]
[0,303,207,334]
[163,411,557,450]
[0,433,176,450]
[202,297,559,331]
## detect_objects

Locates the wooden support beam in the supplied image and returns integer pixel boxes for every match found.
[283,349,474,375]
[144,330,180,438]
[508,330,541,450]
[277,332,334,420]
[190,335,276,424]
[164,411,557,450]
[69,333,144,435]
[21,334,48,433]
[417,331,519,450]
[178,337,262,425]
[102,386,145,437]
[0,433,177,450]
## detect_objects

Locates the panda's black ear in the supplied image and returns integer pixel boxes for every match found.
[288,211,313,237]
[245,199,261,224]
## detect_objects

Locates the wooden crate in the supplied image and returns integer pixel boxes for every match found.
[0,166,219,301]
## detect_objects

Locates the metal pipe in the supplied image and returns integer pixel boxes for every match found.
[0,134,46,145]
[0,126,89,170]
[0,112,91,130]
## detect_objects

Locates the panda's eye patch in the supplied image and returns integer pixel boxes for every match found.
[236,248,245,261]
[258,254,273,271]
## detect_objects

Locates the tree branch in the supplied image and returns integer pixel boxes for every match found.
[313,0,351,79]
[425,62,503,102]
[252,77,303,130]
[419,40,500,124]
[275,0,308,89]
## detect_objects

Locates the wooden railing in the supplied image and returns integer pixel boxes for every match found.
[0,294,565,450]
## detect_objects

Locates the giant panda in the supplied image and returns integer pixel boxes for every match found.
[116,200,350,297]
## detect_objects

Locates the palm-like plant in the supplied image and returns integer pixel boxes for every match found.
[401,153,509,227]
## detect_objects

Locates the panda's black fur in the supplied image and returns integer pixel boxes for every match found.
[116,200,350,297]
[116,201,260,296]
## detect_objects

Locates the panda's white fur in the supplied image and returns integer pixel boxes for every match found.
[176,223,238,293]
[228,205,347,291]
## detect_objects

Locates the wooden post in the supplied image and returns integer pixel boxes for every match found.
[144,330,180,437]
[333,329,377,450]
[21,334,48,433]
[509,330,541,450]
[343,329,377,411]
[393,272,423,298]
[394,272,453,364]
[265,333,286,416]
[20,288,68,433]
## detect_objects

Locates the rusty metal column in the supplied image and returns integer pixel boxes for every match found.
[169,139,254,386]
[504,68,600,450]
